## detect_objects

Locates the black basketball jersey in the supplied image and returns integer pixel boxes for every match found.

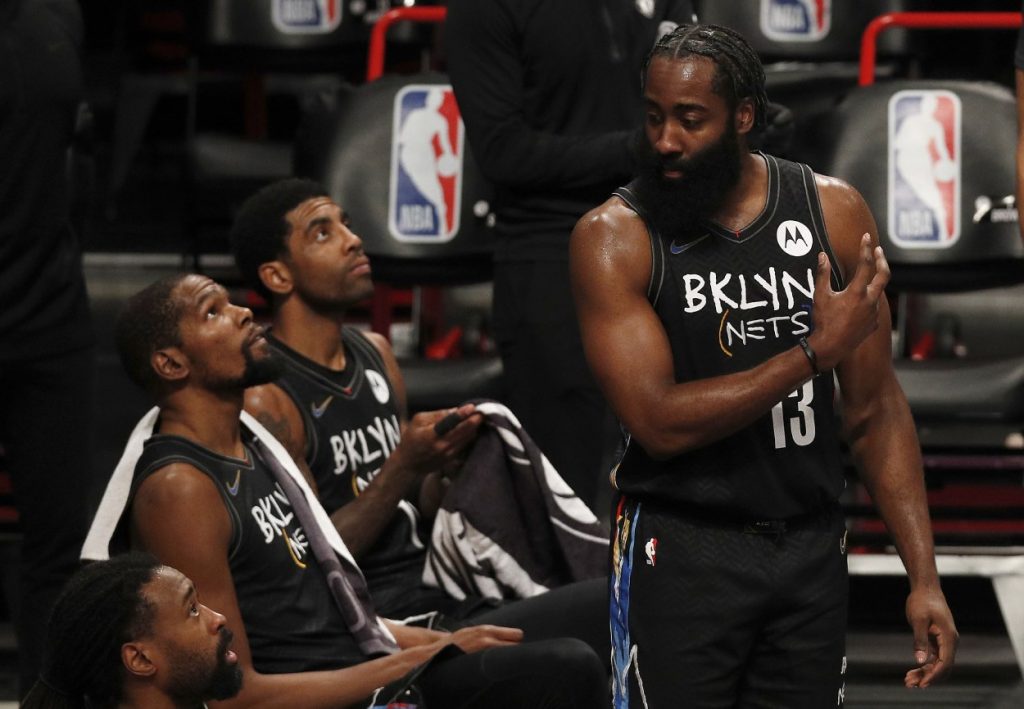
[268,330,427,595]
[612,153,847,519]
[130,433,366,673]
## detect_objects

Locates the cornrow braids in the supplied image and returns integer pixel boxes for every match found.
[21,554,161,709]
[643,23,769,128]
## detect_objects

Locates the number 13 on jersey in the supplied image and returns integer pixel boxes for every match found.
[771,380,816,449]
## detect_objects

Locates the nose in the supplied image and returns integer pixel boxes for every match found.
[341,223,364,252]
[653,123,682,157]
[231,302,253,327]
[203,603,227,634]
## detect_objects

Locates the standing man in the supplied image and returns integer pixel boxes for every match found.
[570,24,958,708]
[23,553,243,709]
[98,273,605,708]
[446,0,698,512]
[0,0,98,695]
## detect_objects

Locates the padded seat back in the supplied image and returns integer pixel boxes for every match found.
[823,80,1023,290]
[298,72,495,285]
[695,0,911,61]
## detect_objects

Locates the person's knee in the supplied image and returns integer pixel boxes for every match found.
[541,638,607,706]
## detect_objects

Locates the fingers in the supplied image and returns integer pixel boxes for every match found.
[864,245,891,300]
[813,250,832,296]
[452,624,524,653]
[916,621,957,687]
[846,233,878,291]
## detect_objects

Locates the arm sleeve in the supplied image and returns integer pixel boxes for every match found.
[445,0,635,191]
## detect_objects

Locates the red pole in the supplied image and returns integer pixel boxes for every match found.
[366,6,447,82]
[860,12,1021,86]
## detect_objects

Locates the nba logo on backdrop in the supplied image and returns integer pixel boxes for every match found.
[272,0,341,34]
[761,0,830,42]
[888,90,961,248]
[389,85,464,243]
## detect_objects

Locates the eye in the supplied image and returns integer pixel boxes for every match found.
[645,112,663,127]
[315,228,330,243]
[205,307,218,320]
[189,602,200,617]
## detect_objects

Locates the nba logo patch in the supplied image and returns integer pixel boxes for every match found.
[389,85,464,243]
[761,0,831,42]
[272,0,341,34]
[888,90,961,248]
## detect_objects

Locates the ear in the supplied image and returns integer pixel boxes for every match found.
[735,98,756,135]
[151,347,189,384]
[258,259,294,297]
[121,642,157,679]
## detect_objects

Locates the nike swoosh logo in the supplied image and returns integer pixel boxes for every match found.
[311,395,334,419]
[669,234,708,254]
[226,470,241,496]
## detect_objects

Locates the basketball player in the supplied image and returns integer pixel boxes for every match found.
[570,23,958,708]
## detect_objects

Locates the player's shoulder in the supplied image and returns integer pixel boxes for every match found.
[813,171,870,219]
[572,194,649,248]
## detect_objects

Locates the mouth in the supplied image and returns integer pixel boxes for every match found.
[220,629,238,665]
[246,326,268,348]
[350,256,372,277]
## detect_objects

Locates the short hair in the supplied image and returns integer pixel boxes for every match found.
[22,553,161,709]
[643,24,769,129]
[230,178,329,300]
[114,274,189,394]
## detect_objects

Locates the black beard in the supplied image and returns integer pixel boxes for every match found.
[631,124,744,239]
[205,628,244,700]
[166,628,243,706]
[238,342,284,388]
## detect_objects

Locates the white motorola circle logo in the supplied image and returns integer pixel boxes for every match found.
[776,220,813,257]
[365,370,390,404]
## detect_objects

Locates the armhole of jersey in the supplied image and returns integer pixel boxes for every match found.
[800,164,845,291]
[274,378,318,473]
[613,186,665,308]
[130,453,244,560]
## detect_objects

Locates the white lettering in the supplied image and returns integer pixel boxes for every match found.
[770,6,806,31]
[738,274,768,310]
[331,435,348,474]
[399,204,436,232]
[897,210,935,237]
[753,268,780,310]
[781,268,814,309]
[683,274,706,312]
[710,271,738,314]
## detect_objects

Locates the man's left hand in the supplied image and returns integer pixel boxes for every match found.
[903,586,959,688]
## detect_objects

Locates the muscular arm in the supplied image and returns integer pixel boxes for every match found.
[818,177,958,687]
[244,339,481,559]
[569,198,888,459]
[129,464,444,709]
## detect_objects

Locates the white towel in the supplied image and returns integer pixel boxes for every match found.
[81,407,359,568]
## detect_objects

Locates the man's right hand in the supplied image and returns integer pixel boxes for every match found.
[391,404,483,480]
[808,233,891,371]
[448,624,524,654]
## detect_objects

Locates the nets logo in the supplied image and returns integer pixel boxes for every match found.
[761,0,830,42]
[389,85,464,243]
[272,0,341,35]
[888,90,961,248]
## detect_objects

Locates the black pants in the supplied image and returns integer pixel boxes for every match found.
[0,345,98,696]
[402,577,610,708]
[492,259,616,512]
[611,497,848,709]
[419,637,606,709]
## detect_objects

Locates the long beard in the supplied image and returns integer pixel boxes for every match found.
[631,125,744,239]
[165,628,243,706]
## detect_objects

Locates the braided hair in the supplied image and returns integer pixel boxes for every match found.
[21,554,161,709]
[643,23,769,129]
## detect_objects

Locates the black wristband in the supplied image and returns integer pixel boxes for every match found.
[798,336,820,377]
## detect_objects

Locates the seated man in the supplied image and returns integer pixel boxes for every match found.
[230,179,606,618]
[23,553,243,709]
[86,273,605,709]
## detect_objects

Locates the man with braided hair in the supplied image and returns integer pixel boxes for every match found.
[571,23,958,707]
[22,553,243,709]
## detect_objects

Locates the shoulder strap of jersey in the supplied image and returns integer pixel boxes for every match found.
[613,184,666,307]
[794,160,845,292]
